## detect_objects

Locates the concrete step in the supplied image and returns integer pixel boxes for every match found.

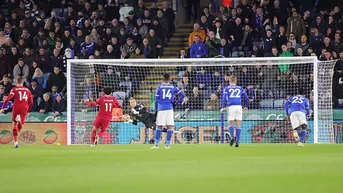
[168,38,188,43]
[167,42,189,47]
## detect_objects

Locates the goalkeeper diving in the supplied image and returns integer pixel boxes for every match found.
[284,88,311,147]
[123,97,158,131]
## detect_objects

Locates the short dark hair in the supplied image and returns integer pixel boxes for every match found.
[103,87,113,95]
[16,77,24,84]
[163,73,170,82]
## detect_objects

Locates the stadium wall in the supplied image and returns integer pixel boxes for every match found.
[0,111,342,145]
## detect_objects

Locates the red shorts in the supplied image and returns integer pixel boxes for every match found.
[93,118,111,132]
[12,109,28,124]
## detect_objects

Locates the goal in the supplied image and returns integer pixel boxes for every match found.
[66,57,335,145]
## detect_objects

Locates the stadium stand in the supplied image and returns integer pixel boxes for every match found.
[0,0,342,115]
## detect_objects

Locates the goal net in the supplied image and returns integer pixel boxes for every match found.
[66,57,335,145]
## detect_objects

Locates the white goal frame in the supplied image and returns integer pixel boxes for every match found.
[66,56,334,145]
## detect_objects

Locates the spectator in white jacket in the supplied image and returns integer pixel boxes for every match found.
[119,2,134,22]
[13,58,29,85]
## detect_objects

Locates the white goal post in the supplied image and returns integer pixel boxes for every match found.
[66,57,335,145]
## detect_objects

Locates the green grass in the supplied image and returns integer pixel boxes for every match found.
[0,144,343,193]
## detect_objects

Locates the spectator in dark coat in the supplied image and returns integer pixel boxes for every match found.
[7,47,22,77]
[35,47,51,73]
[0,75,13,94]
[28,79,43,111]
[140,38,156,58]
[0,48,10,78]
[162,1,175,37]
[47,66,66,93]
[263,29,276,56]
[52,93,66,117]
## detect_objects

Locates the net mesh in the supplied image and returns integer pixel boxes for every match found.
[67,57,335,144]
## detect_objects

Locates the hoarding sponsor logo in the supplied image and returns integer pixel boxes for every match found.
[0,130,13,144]
[43,130,58,144]
[19,130,36,144]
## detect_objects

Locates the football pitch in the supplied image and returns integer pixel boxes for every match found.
[0,144,342,193]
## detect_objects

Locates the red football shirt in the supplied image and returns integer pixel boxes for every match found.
[85,95,122,120]
[2,86,33,111]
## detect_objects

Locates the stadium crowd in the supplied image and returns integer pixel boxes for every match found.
[0,0,341,115]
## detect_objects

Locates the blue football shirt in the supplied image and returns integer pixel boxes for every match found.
[155,83,184,111]
[222,85,249,108]
[284,95,310,116]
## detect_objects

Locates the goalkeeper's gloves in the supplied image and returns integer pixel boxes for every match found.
[131,108,139,115]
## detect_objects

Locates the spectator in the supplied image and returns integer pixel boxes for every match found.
[218,38,231,57]
[0,48,9,78]
[250,7,268,43]
[162,1,175,36]
[263,29,276,56]
[103,45,117,59]
[140,38,156,58]
[50,85,59,101]
[286,10,306,41]
[188,23,206,47]
[121,37,137,57]
[276,26,287,49]
[150,19,165,45]
[122,18,134,34]
[156,9,169,42]
[28,60,38,80]
[28,79,43,111]
[47,66,66,93]
[32,67,47,90]
[0,28,7,47]
[7,46,22,77]
[23,48,34,68]
[51,49,63,71]
[119,1,134,22]
[0,85,5,101]
[294,35,309,55]
[80,35,95,55]
[35,47,51,73]
[47,31,57,48]
[130,48,144,59]
[0,75,13,94]
[147,29,162,57]
[205,93,220,110]
[52,93,66,117]
[129,27,142,46]
[211,69,223,92]
[143,9,152,27]
[286,41,295,54]
[136,18,148,38]
[205,31,220,57]
[332,33,343,54]
[190,35,207,58]
[13,58,29,84]
[178,48,188,58]
[134,0,146,18]
[0,94,13,112]
[272,47,279,57]
[199,16,210,32]
[261,65,280,99]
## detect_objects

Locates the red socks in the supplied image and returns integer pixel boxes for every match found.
[91,129,97,143]
[17,123,22,132]
[12,125,18,142]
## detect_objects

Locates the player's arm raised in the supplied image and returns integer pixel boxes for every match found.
[0,89,15,113]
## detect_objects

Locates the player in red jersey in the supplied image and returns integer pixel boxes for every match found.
[0,77,33,148]
[85,87,122,146]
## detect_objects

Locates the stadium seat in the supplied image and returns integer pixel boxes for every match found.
[260,99,274,109]
[274,99,285,109]
[119,81,132,97]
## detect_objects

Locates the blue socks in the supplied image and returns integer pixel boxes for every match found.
[166,129,173,146]
[155,128,162,146]
[229,126,234,139]
[300,130,307,142]
[236,128,241,143]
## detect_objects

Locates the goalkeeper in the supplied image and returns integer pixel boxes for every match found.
[123,97,159,131]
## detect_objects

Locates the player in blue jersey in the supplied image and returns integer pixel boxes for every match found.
[152,73,185,149]
[220,75,249,147]
[284,88,311,147]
